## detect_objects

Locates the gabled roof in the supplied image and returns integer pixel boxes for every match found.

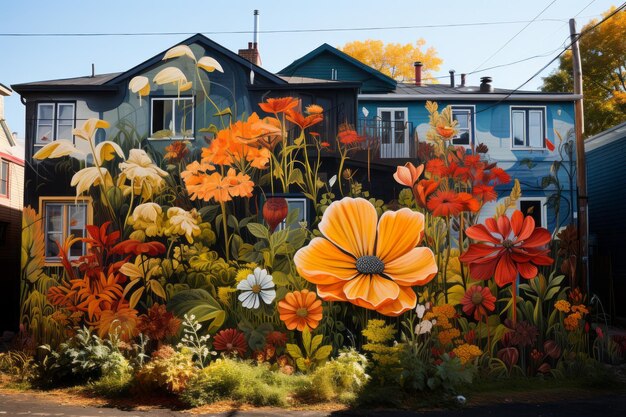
[585,121,626,152]
[279,43,397,89]
[13,33,287,93]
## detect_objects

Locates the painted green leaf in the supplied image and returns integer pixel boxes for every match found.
[167,288,226,333]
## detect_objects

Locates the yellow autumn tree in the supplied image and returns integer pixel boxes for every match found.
[340,39,442,82]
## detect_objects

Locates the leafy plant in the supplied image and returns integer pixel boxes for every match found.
[176,314,215,368]
[285,327,332,372]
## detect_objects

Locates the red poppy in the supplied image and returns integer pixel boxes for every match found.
[463,154,483,170]
[426,190,478,217]
[459,210,553,287]
[112,239,166,256]
[213,328,247,357]
[426,159,446,177]
[320,141,331,148]
[446,161,471,181]
[337,129,364,145]
[259,97,299,114]
[546,138,555,151]
[461,285,496,321]
[489,167,510,185]
[472,184,498,203]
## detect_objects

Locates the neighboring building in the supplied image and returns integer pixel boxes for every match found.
[280,44,580,232]
[0,83,24,332]
[585,121,626,320]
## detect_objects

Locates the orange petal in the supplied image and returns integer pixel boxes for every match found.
[342,274,400,309]
[294,237,358,285]
[316,281,349,302]
[318,197,377,257]
[375,286,417,316]
[384,247,438,286]
[376,208,424,262]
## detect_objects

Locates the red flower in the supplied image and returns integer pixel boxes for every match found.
[489,167,510,185]
[213,328,247,357]
[259,97,299,114]
[263,197,289,232]
[426,159,446,177]
[320,141,330,148]
[446,161,470,182]
[426,191,479,217]
[112,239,166,256]
[546,138,555,151]
[266,331,287,347]
[460,285,496,321]
[459,210,553,287]
[337,129,364,145]
[472,184,498,203]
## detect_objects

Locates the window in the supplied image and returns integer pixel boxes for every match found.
[278,197,308,231]
[511,107,546,149]
[518,198,547,228]
[0,160,8,197]
[451,106,474,146]
[151,97,194,139]
[35,103,75,146]
[41,199,90,263]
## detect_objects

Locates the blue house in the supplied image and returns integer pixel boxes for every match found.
[585,121,626,320]
[280,44,580,233]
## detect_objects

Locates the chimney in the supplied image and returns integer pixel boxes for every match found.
[460,73,466,87]
[91,63,95,77]
[479,76,494,93]
[414,62,423,86]
[449,70,455,87]
[238,10,262,66]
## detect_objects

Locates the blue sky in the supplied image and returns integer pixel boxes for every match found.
[0,0,616,140]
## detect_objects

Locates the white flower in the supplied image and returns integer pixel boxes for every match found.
[415,303,426,319]
[237,267,276,309]
[415,319,434,335]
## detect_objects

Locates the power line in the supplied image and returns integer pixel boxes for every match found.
[473,2,626,115]
[0,18,573,37]
[471,0,559,73]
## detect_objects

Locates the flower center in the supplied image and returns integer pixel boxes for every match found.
[502,239,514,249]
[355,256,385,275]
[471,291,484,305]
[226,343,233,350]
[251,284,262,294]
[296,308,309,318]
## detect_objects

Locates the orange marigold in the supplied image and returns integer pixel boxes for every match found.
[554,300,571,313]
[438,328,461,346]
[277,289,323,331]
[564,312,582,331]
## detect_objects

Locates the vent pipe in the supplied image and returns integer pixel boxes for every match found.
[479,76,494,93]
[414,62,423,86]
[253,10,259,48]
[449,70,455,87]
[460,73,466,87]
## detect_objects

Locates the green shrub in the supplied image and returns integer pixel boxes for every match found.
[180,358,305,407]
[296,348,369,403]
[0,351,37,387]
[134,345,195,394]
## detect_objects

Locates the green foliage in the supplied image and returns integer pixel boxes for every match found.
[179,358,305,407]
[295,348,369,403]
[0,351,37,386]
[362,319,402,385]
[168,290,226,334]
[39,327,129,386]
[285,327,332,372]
[176,314,215,368]
[400,348,474,393]
[135,345,195,394]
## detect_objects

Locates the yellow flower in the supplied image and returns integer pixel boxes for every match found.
[554,300,571,313]
[118,149,168,199]
[33,139,80,160]
[236,268,253,282]
[218,286,236,306]
[165,207,201,243]
[163,45,196,61]
[153,67,192,93]
[197,56,224,73]
[129,76,151,104]
[94,140,125,165]
[70,166,113,198]
[128,202,164,240]
[453,343,482,365]
[73,118,110,142]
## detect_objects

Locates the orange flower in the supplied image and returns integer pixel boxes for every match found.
[223,168,254,197]
[164,141,190,162]
[472,184,497,203]
[337,129,364,145]
[184,169,253,203]
[436,124,455,139]
[320,141,331,148]
[393,162,424,187]
[294,197,438,316]
[257,117,283,151]
[305,104,324,115]
[426,159,446,177]
[277,289,323,331]
[413,179,439,208]
[259,97,300,114]
[97,302,139,341]
[427,191,478,217]
[285,109,324,130]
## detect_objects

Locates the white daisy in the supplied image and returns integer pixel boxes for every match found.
[237,268,276,309]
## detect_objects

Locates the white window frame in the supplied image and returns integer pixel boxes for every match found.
[510,106,547,150]
[277,197,308,231]
[40,197,92,265]
[377,107,409,158]
[517,197,547,228]
[149,96,195,140]
[0,159,8,198]
[35,102,76,147]
[451,105,475,147]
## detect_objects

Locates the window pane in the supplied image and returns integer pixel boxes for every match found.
[152,100,173,135]
[528,110,543,148]
[380,111,391,144]
[512,111,525,147]
[520,200,542,227]
[38,104,54,120]
[0,162,7,195]
[175,98,194,136]
[46,204,63,232]
[46,233,63,258]
[37,104,55,144]
[394,110,405,121]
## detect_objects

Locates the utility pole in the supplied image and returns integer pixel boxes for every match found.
[569,18,589,293]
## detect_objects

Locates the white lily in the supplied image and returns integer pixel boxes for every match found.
[197,56,224,73]
[70,166,113,197]
[94,141,125,165]
[33,139,81,160]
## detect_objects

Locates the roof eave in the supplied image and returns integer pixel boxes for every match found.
[12,84,121,94]
[358,93,582,101]
[249,81,361,91]
[585,121,626,152]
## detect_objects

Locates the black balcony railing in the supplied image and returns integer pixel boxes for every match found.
[357,118,415,159]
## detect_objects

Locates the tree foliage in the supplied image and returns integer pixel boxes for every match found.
[340,39,442,82]
[541,7,626,136]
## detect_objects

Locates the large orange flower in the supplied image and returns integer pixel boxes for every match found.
[277,289,323,331]
[259,97,300,114]
[294,197,438,316]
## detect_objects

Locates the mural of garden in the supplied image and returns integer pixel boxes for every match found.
[3,45,625,411]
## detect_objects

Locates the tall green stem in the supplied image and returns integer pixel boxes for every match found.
[220,201,229,262]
